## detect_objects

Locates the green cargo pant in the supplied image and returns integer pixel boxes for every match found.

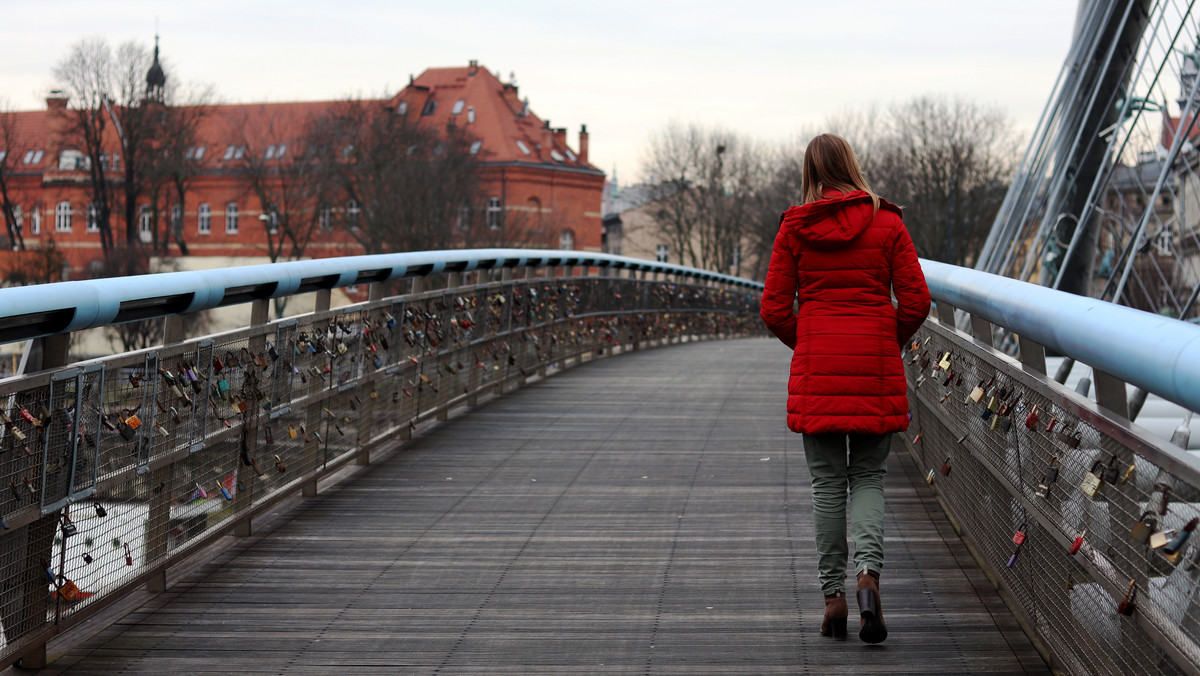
[802,432,892,596]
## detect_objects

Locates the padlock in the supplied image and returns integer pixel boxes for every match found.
[43,561,57,585]
[265,426,274,445]
[218,481,232,501]
[125,414,141,430]
[1130,512,1157,544]
[1121,464,1137,485]
[1043,456,1060,483]
[938,351,952,370]
[1102,456,1121,484]
[1080,461,1103,497]
[1025,404,1040,430]
[336,342,349,355]
[1117,578,1137,616]
[1045,416,1058,433]
[940,457,952,476]
[1155,481,1171,515]
[9,425,25,442]
[989,412,1001,431]
[124,543,133,566]
[1070,529,1086,555]
[942,370,954,387]
[288,425,298,440]
[267,343,280,361]
[1066,431,1082,449]
[925,469,935,484]
[912,433,923,445]
[275,455,286,473]
[94,501,107,518]
[979,405,992,421]
[61,515,77,537]
[1012,523,1027,546]
[1163,517,1199,555]
[18,406,39,427]
[212,356,225,374]
[81,553,93,565]
[1151,529,1174,549]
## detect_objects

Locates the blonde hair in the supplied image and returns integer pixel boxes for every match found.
[802,133,879,215]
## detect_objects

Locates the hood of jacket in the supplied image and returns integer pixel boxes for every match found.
[780,190,901,251]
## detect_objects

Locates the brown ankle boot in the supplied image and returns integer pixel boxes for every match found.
[820,591,848,640]
[856,571,887,644]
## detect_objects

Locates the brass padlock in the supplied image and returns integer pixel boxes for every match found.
[969,381,986,403]
[1150,529,1175,549]
[938,351,952,370]
[1080,461,1103,497]
[1130,512,1157,544]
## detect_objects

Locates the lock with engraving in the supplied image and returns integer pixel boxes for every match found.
[1070,528,1086,555]
[1130,512,1157,544]
[1035,456,1059,497]
[60,514,78,538]
[1080,461,1103,498]
[1012,523,1027,546]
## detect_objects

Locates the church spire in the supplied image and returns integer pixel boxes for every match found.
[146,34,166,103]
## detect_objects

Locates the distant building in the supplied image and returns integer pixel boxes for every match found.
[0,56,603,276]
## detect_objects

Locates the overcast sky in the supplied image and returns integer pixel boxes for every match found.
[2,1,1080,182]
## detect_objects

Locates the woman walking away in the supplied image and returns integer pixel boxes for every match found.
[760,133,930,644]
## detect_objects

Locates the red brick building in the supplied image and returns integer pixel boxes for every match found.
[0,59,604,276]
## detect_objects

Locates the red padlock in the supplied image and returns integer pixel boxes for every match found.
[1012,523,1027,546]
[1025,405,1040,430]
[1070,529,1086,555]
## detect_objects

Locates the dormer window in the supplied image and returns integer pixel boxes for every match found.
[223,145,246,161]
[469,141,482,155]
[263,144,287,160]
[451,100,465,115]
[396,101,408,115]
[0,151,7,162]
[565,149,577,162]
[421,100,437,116]
[467,106,475,124]
[516,140,531,155]
[185,145,206,160]
[23,150,44,165]
[550,150,565,162]
[58,149,87,171]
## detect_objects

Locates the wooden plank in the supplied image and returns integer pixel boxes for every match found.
[20,339,1050,675]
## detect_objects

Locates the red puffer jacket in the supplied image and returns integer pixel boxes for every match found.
[760,190,930,435]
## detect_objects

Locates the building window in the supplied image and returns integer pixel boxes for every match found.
[262,209,279,234]
[469,140,482,155]
[656,244,669,263]
[451,100,465,115]
[23,150,44,165]
[198,203,211,234]
[731,245,741,273]
[347,200,361,228]
[550,150,564,162]
[0,150,6,162]
[559,230,574,250]
[223,145,246,161]
[516,140,531,155]
[457,205,471,232]
[86,203,99,232]
[55,201,72,232]
[10,205,21,235]
[486,197,501,229]
[467,106,475,124]
[139,206,152,241]
[185,145,206,160]
[225,203,239,234]
[421,100,437,116]
[318,206,332,231]
[30,205,41,234]
[396,102,407,115]
[264,144,287,160]
[171,204,182,235]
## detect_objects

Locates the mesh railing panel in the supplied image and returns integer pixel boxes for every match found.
[908,315,1199,675]
[0,270,762,666]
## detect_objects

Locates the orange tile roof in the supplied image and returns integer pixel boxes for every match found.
[3,63,599,176]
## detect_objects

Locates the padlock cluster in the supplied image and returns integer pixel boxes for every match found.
[906,325,1200,623]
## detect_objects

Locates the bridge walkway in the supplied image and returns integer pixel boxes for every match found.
[23,339,1047,674]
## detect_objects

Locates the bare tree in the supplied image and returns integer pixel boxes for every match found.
[311,98,482,254]
[106,41,157,248]
[873,96,1016,266]
[0,102,27,251]
[53,38,118,256]
[2,237,65,286]
[640,122,769,274]
[142,83,215,256]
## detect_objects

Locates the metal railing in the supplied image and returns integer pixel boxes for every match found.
[909,261,1200,676]
[0,249,763,668]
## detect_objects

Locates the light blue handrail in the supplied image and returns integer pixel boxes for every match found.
[0,249,763,345]
[920,258,1200,415]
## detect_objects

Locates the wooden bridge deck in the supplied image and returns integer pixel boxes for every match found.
[24,338,1048,674]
